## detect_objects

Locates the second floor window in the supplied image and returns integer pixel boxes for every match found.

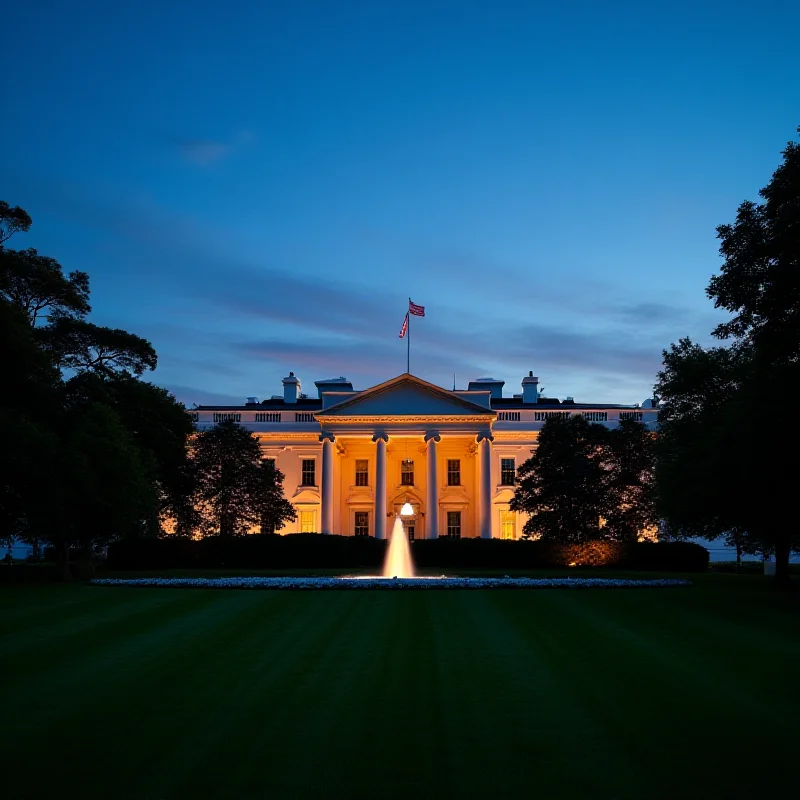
[354,511,369,537]
[355,459,369,486]
[401,459,414,486]
[501,458,516,486]
[447,459,460,486]
[213,412,241,423]
[301,459,316,486]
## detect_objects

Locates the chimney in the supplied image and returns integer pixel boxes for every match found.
[522,371,539,403]
[467,377,505,399]
[283,371,301,404]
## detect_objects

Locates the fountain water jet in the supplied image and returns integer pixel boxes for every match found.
[382,516,415,578]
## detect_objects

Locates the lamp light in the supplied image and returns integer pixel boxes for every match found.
[400,498,414,516]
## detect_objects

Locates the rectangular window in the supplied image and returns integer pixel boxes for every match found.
[300,510,315,533]
[354,511,369,537]
[534,411,571,421]
[582,412,608,422]
[501,458,516,486]
[446,511,462,539]
[447,459,460,486]
[255,412,281,422]
[213,412,241,423]
[497,411,520,421]
[401,459,414,486]
[619,411,644,421]
[355,459,369,486]
[295,413,315,422]
[263,458,276,473]
[301,459,316,486]
[501,510,516,540]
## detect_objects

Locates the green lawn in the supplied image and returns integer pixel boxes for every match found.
[2,575,799,799]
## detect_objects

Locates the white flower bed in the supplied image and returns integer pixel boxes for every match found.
[91,576,692,590]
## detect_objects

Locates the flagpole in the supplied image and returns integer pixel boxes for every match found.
[407,298,411,374]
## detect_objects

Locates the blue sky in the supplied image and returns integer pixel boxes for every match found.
[2,1,799,405]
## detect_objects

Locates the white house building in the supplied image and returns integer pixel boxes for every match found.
[188,372,658,540]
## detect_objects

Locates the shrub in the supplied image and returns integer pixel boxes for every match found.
[106,535,709,572]
[107,534,386,571]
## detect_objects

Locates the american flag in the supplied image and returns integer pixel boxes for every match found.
[409,299,425,317]
[399,313,408,338]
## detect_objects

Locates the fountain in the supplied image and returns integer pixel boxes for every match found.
[382,516,415,578]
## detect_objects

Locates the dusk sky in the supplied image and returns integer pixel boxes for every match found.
[2,1,799,406]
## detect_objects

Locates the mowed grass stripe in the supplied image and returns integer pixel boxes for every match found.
[454,590,646,798]
[518,588,796,798]
[3,581,800,800]
[141,591,372,798]
[3,588,229,690]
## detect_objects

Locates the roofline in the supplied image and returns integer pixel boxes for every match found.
[320,372,495,415]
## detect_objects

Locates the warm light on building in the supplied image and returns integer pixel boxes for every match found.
[178,371,658,539]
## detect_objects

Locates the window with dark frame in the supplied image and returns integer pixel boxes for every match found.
[501,458,516,486]
[263,458,276,473]
[446,511,462,538]
[447,459,460,486]
[354,511,369,537]
[355,459,369,486]
[401,459,414,486]
[301,459,316,486]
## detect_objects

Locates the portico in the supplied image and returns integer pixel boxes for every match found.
[314,375,496,538]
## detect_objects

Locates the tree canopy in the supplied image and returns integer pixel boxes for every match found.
[511,414,656,544]
[656,128,800,582]
[0,199,191,577]
[40,318,157,376]
[190,421,295,537]
[0,247,90,325]
[511,415,610,543]
[0,201,32,247]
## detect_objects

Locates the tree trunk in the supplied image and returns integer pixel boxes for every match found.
[81,544,96,579]
[736,540,742,575]
[774,536,791,585]
[56,540,71,581]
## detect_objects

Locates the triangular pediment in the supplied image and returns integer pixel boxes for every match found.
[318,374,494,418]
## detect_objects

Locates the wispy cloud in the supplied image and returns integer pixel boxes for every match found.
[162,384,243,407]
[5,170,715,404]
[172,129,256,166]
[176,139,231,166]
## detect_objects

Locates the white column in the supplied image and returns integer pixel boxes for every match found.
[425,432,440,539]
[374,434,388,539]
[320,435,334,535]
[478,435,493,538]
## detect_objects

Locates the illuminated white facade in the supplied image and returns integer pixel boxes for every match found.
[189,372,658,539]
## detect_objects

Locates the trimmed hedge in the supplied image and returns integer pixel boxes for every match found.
[107,535,709,573]
[412,539,708,572]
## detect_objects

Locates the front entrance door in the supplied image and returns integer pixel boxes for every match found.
[403,519,416,541]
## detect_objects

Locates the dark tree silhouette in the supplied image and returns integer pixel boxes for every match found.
[259,460,297,535]
[0,247,90,325]
[191,421,295,537]
[40,318,157,376]
[511,415,610,543]
[0,201,32,247]
[657,129,800,582]
[604,418,657,542]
